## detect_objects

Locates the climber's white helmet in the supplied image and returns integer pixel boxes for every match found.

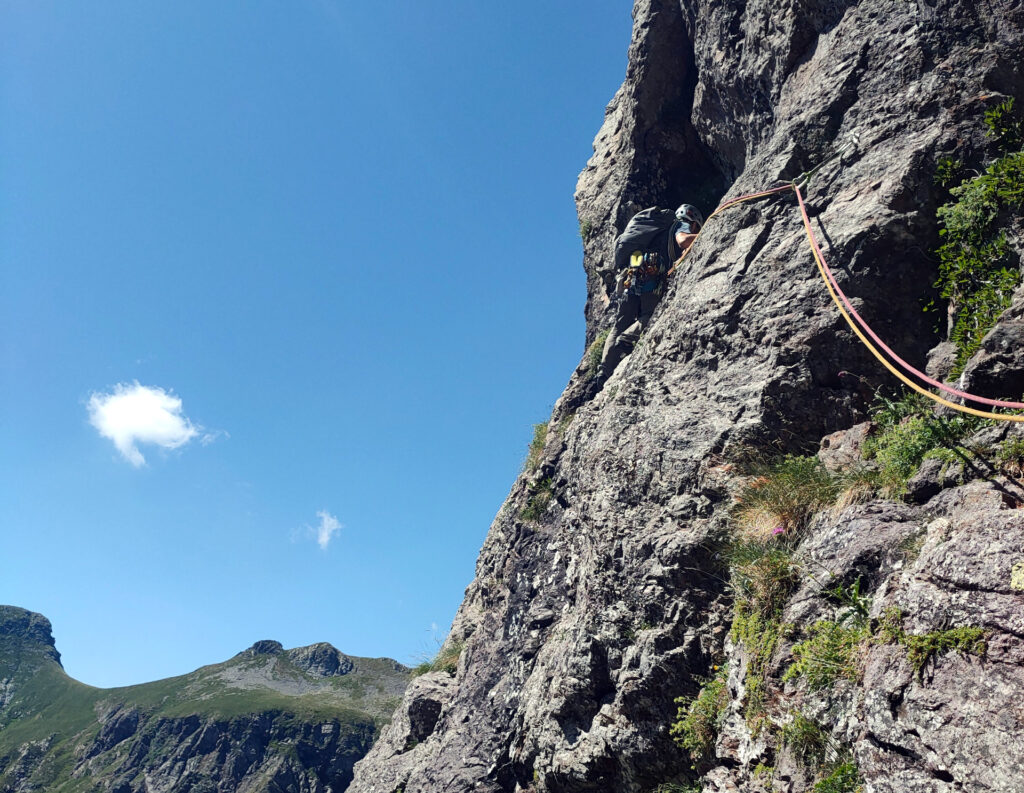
[675,203,704,228]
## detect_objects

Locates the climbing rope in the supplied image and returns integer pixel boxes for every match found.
[668,166,1024,423]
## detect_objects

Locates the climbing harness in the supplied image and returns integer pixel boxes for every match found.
[669,143,1024,423]
[623,251,666,294]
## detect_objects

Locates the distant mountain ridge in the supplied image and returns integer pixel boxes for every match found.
[0,605,409,792]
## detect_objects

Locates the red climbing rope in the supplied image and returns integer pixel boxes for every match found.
[670,179,1024,421]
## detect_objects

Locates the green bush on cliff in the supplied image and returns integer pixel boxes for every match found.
[586,329,611,379]
[935,97,1024,374]
[520,477,554,522]
[863,389,987,495]
[670,666,729,763]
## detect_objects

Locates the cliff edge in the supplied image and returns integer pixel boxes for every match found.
[350,1,1024,791]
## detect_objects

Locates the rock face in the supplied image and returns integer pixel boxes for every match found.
[0,607,409,793]
[349,1,1024,791]
[0,606,60,665]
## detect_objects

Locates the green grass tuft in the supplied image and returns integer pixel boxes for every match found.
[733,455,840,541]
[586,329,611,379]
[813,760,864,793]
[524,423,549,473]
[997,436,1024,477]
[781,712,829,766]
[520,478,554,522]
[727,541,799,617]
[411,641,464,678]
[784,620,869,690]
[669,667,729,762]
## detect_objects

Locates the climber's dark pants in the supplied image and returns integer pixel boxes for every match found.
[600,290,661,376]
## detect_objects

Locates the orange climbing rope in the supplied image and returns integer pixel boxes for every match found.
[670,179,1024,422]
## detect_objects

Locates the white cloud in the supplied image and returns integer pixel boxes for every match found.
[315,510,342,550]
[88,382,202,466]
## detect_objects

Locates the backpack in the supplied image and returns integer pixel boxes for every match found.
[613,207,679,293]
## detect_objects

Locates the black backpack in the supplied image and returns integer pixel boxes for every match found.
[613,207,679,272]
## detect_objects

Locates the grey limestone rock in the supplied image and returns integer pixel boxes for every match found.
[287,642,355,677]
[350,0,1024,791]
[244,639,284,655]
[818,421,871,472]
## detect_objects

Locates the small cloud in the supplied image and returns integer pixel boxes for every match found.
[314,510,342,550]
[200,429,229,446]
[88,382,203,466]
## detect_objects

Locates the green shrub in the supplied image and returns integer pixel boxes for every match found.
[586,329,611,379]
[728,541,799,617]
[579,218,594,239]
[524,423,548,473]
[934,156,964,188]
[875,608,987,678]
[863,390,988,495]
[866,415,940,494]
[781,712,829,766]
[984,97,1024,151]
[733,456,840,541]
[813,760,863,793]
[997,436,1024,476]
[520,477,553,522]
[670,667,729,762]
[784,620,869,690]
[935,103,1024,373]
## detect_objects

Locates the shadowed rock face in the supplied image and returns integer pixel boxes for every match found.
[349,1,1024,792]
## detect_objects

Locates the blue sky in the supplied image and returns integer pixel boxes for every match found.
[1,2,632,687]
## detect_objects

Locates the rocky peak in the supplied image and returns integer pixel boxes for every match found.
[286,642,354,677]
[243,639,284,656]
[0,605,61,666]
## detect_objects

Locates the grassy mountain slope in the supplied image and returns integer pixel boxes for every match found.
[0,606,408,793]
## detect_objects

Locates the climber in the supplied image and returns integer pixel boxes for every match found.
[599,203,703,377]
